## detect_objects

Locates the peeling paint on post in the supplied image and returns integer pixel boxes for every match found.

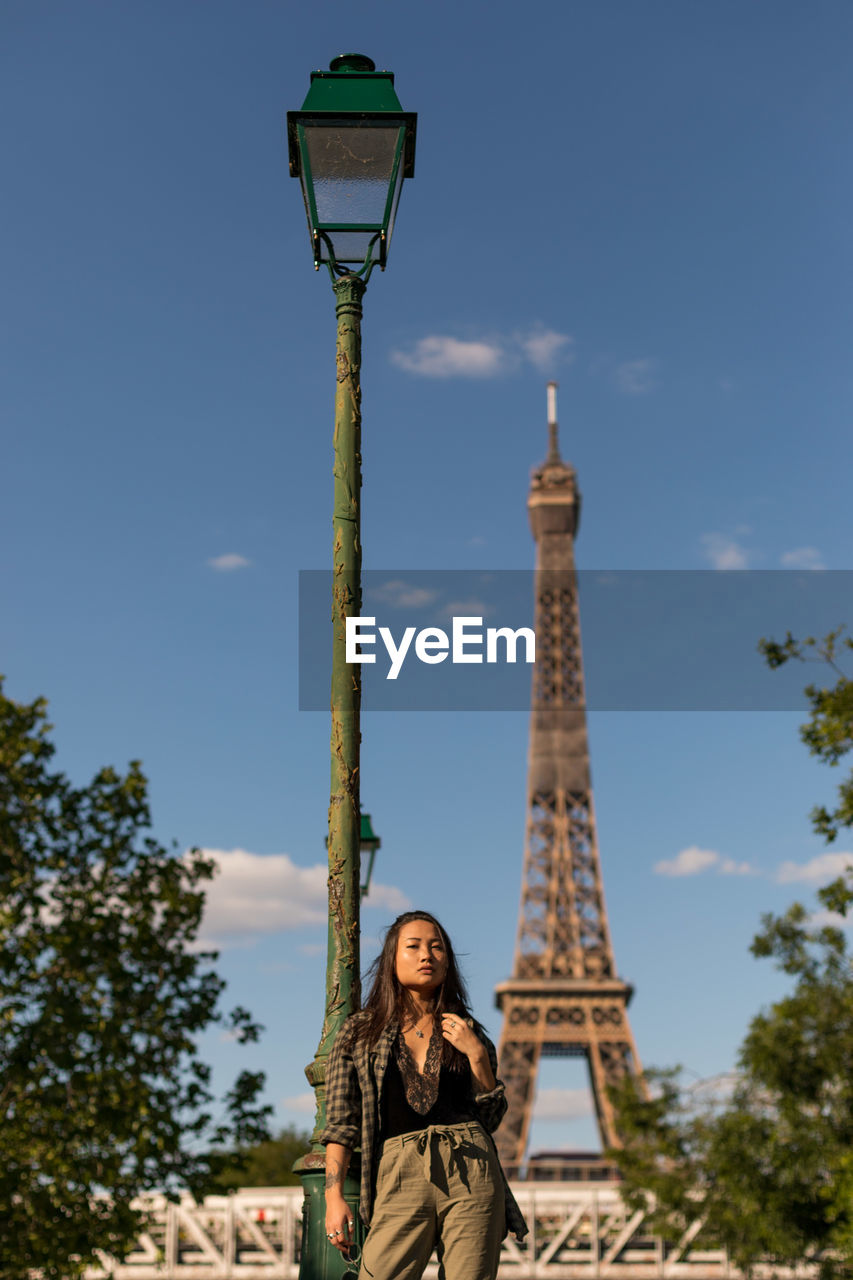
[295,274,367,1280]
[323,272,365,1067]
[310,272,366,1117]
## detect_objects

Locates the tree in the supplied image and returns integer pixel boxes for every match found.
[612,877,853,1276]
[0,682,273,1280]
[759,626,853,842]
[611,631,853,1278]
[209,1126,310,1192]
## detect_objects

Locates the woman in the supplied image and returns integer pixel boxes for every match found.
[321,910,526,1280]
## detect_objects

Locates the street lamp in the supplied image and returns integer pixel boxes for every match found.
[287,53,416,275]
[288,55,416,1280]
[322,809,383,901]
[358,812,382,900]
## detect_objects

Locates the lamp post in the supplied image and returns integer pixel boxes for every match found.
[288,55,416,1279]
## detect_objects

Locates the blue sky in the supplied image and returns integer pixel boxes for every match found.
[3,1,853,1155]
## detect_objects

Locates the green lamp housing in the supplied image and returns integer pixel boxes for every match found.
[288,54,416,272]
[359,812,382,900]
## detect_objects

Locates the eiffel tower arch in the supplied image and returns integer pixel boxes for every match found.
[495,384,642,1177]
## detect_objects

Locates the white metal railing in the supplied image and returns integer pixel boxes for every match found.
[82,1183,816,1279]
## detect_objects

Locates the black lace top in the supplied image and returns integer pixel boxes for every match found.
[380,1024,476,1140]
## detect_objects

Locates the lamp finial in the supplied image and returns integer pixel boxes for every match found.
[329,53,376,72]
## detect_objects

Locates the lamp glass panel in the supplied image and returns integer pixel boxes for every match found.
[383,147,406,251]
[316,230,377,265]
[303,123,402,227]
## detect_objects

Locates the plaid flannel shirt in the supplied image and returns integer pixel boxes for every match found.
[320,1012,528,1241]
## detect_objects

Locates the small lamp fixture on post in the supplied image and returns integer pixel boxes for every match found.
[322,809,383,901]
[359,812,382,901]
[288,55,415,1280]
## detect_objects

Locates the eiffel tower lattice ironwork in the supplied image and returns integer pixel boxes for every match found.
[494,383,642,1176]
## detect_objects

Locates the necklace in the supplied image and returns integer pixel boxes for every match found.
[411,1013,432,1039]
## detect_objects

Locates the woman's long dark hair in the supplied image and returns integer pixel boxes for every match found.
[358,911,480,1070]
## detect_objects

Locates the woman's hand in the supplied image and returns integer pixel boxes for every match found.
[324,1190,356,1257]
[441,1013,496,1092]
[324,1142,355,1256]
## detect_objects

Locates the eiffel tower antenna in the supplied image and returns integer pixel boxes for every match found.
[494,386,642,1176]
[546,380,561,464]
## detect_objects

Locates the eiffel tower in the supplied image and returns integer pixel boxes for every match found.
[494,384,642,1176]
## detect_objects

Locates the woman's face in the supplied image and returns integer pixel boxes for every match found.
[394,919,449,997]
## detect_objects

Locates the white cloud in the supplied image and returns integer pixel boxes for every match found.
[366,580,440,610]
[196,848,409,947]
[807,909,853,931]
[281,1092,316,1114]
[719,857,755,876]
[655,846,720,877]
[780,547,826,570]
[654,846,757,878]
[197,849,326,945]
[389,327,574,379]
[615,358,658,395]
[518,329,576,373]
[391,336,505,378]
[700,532,750,570]
[776,852,853,884]
[208,553,251,572]
[533,1088,594,1121]
[363,882,412,913]
[439,598,496,620]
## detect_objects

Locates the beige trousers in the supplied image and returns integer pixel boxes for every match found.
[358,1121,505,1280]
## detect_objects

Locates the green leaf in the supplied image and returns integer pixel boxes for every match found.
[0,679,272,1278]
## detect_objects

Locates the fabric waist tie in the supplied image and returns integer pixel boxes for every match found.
[401,1122,479,1185]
